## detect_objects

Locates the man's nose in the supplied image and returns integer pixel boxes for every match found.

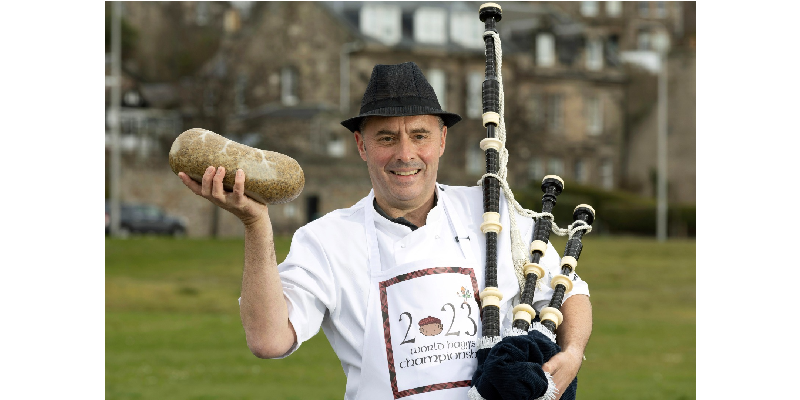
[395,136,415,162]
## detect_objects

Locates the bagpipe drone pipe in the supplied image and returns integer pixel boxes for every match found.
[469,4,595,400]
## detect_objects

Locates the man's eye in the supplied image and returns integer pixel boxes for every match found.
[414,134,426,140]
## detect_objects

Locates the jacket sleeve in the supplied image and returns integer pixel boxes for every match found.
[272,226,338,358]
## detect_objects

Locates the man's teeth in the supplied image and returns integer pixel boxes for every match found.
[394,170,419,176]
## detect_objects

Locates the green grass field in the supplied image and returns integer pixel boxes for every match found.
[106,235,695,399]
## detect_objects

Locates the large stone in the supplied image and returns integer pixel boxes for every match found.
[169,128,304,204]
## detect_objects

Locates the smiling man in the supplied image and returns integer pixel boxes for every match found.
[179,62,591,400]
[354,114,445,228]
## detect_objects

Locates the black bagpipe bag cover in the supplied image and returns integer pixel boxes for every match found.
[471,330,578,400]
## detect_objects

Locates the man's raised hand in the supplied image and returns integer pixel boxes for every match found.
[178,166,268,227]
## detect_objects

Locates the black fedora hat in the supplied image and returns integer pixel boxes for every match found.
[341,62,462,133]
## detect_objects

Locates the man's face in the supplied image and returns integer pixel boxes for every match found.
[354,115,447,211]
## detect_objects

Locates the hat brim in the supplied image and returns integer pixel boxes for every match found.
[341,106,462,133]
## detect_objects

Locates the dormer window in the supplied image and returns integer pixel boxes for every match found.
[655,1,667,18]
[414,7,446,45]
[580,1,599,17]
[360,4,401,45]
[536,33,556,67]
[638,1,650,17]
[450,10,484,48]
[606,1,622,17]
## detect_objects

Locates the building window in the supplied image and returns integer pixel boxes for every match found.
[428,69,446,111]
[466,143,484,175]
[466,72,483,119]
[586,37,603,71]
[606,1,622,17]
[655,1,667,18]
[306,195,320,223]
[574,159,587,184]
[528,157,544,181]
[586,96,602,136]
[450,11,484,48]
[547,94,564,133]
[607,34,620,65]
[414,7,446,44]
[638,1,650,17]
[284,203,296,218]
[123,90,141,107]
[601,159,614,189]
[637,30,651,50]
[547,157,565,177]
[360,4,401,45]
[526,94,545,129]
[536,33,556,67]
[580,1,599,17]
[327,134,346,158]
[281,66,298,106]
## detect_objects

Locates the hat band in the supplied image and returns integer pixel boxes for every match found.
[360,97,441,114]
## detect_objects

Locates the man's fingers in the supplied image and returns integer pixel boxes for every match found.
[233,169,246,199]
[542,359,555,374]
[178,172,202,195]
[201,166,215,197]
[211,166,227,201]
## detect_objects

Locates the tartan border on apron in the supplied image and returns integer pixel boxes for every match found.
[378,267,481,399]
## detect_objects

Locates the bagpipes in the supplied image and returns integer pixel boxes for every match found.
[469,4,595,400]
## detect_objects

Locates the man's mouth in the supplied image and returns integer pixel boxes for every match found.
[391,169,421,176]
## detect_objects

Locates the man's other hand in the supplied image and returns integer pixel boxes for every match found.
[542,349,583,400]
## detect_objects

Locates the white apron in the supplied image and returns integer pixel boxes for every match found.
[356,190,482,400]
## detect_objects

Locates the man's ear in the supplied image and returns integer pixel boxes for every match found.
[354,131,367,161]
[439,125,447,156]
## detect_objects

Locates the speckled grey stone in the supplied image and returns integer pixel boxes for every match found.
[169,128,304,204]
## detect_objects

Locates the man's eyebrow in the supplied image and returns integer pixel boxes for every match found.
[373,127,430,135]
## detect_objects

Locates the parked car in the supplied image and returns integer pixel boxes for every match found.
[105,201,187,237]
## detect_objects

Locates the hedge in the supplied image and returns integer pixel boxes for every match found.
[513,181,695,237]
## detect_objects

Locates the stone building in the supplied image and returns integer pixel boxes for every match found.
[542,1,696,203]
[106,1,696,236]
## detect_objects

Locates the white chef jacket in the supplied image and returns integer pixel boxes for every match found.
[266,184,590,399]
